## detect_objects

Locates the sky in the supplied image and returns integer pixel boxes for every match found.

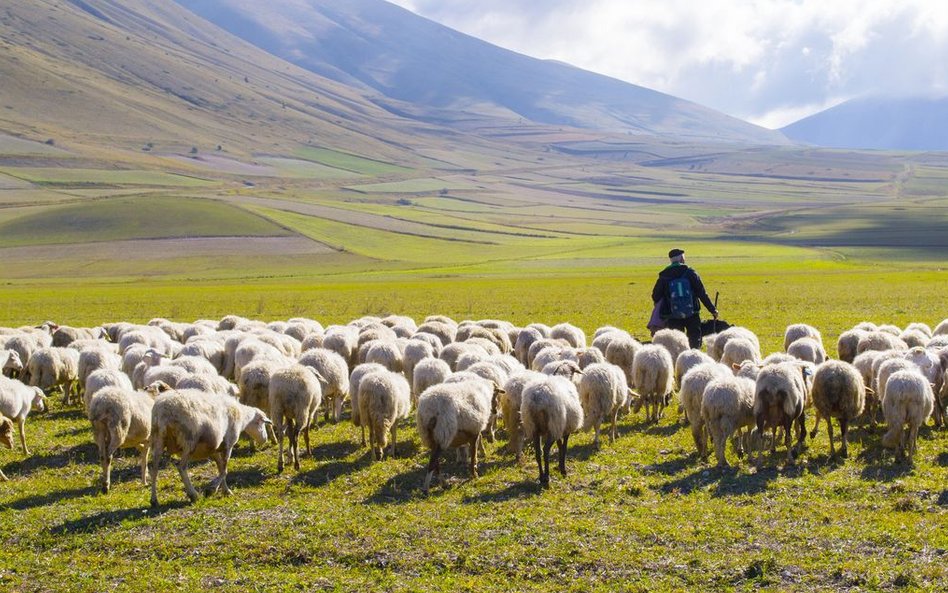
[388,0,948,129]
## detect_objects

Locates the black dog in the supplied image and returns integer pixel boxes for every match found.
[701,318,733,337]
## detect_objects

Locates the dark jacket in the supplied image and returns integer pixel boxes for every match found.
[651,263,716,318]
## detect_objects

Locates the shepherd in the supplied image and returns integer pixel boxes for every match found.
[650,248,718,349]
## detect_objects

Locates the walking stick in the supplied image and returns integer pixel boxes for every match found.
[713,292,719,333]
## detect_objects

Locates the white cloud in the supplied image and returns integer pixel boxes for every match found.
[387,0,948,126]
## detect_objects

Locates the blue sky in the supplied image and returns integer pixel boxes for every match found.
[389,0,948,128]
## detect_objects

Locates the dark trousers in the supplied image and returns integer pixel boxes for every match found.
[666,315,702,349]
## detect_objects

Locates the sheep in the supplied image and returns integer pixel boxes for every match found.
[721,337,762,371]
[237,358,285,415]
[78,348,121,395]
[753,362,810,465]
[132,348,168,389]
[84,369,134,410]
[218,315,253,331]
[875,358,914,405]
[631,344,674,423]
[403,339,435,395]
[521,375,584,486]
[787,337,827,365]
[878,324,902,336]
[255,331,302,359]
[899,330,928,349]
[809,360,866,458]
[441,342,487,371]
[2,334,46,380]
[176,374,238,399]
[0,414,15,480]
[675,349,715,389]
[408,332,443,357]
[578,363,629,448]
[268,365,324,473]
[150,390,272,507]
[415,321,457,347]
[928,335,948,350]
[412,358,452,403]
[590,328,631,357]
[456,350,489,372]
[652,329,690,364]
[934,319,948,336]
[540,360,584,383]
[701,375,757,467]
[358,369,411,460]
[142,365,190,390]
[501,370,544,461]
[532,346,578,372]
[233,339,286,385]
[881,370,934,462]
[89,382,166,493]
[487,355,524,378]
[679,362,732,458]
[605,335,641,389]
[118,327,173,356]
[465,337,502,357]
[709,327,760,362]
[1,350,23,377]
[856,331,908,355]
[514,327,543,366]
[167,356,218,376]
[784,324,822,351]
[27,346,79,403]
[322,327,359,370]
[299,348,351,422]
[550,323,586,349]
[417,377,505,493]
[51,325,108,348]
[358,325,398,349]
[576,347,606,369]
[903,346,944,426]
[0,376,47,455]
[349,362,389,446]
[526,338,569,368]
[177,340,226,374]
[837,329,868,363]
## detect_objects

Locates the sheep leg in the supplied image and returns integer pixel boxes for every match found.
[826,415,835,457]
[542,436,554,486]
[275,419,286,474]
[839,418,849,458]
[303,423,312,459]
[219,448,234,496]
[17,418,29,456]
[0,469,7,481]
[610,410,618,444]
[714,421,730,468]
[206,452,226,496]
[149,433,164,507]
[810,411,822,440]
[691,421,705,458]
[95,428,111,494]
[469,434,480,478]
[908,423,919,463]
[557,435,569,477]
[176,452,199,503]
[289,420,301,471]
[784,418,795,464]
[423,444,441,494]
[533,433,544,486]
[360,425,366,447]
[139,444,149,486]
[477,432,488,460]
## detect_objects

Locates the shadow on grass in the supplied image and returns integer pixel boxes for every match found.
[363,468,426,505]
[857,445,915,482]
[461,479,541,503]
[50,501,188,535]
[0,484,96,511]
[937,452,948,467]
[290,451,373,487]
[2,442,98,477]
[655,461,798,497]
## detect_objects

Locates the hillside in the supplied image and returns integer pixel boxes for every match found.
[176,0,788,145]
[782,96,948,150]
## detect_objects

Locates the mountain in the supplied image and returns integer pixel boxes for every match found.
[0,0,473,160]
[176,0,787,145]
[782,96,948,151]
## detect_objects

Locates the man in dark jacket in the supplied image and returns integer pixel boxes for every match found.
[651,248,718,349]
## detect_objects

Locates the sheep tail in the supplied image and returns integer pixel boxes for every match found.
[432,404,458,449]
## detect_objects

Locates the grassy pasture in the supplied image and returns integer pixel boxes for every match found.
[294,147,414,176]
[0,168,215,188]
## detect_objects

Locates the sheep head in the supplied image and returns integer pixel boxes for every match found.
[3,351,22,373]
[145,381,172,398]
[0,417,13,449]
[244,409,272,445]
[31,388,47,413]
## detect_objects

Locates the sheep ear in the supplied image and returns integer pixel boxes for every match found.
[731,363,741,371]
[864,386,875,395]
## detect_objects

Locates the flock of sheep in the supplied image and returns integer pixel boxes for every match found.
[0,315,946,504]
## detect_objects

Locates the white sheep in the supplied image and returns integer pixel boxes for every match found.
[321,327,359,370]
[809,360,866,458]
[709,327,760,362]
[675,348,714,390]
[168,355,218,376]
[652,329,690,365]
[786,337,826,365]
[521,374,584,486]
[349,362,389,446]
[27,346,79,403]
[881,369,934,462]
[268,365,324,473]
[576,347,606,369]
[456,350,489,372]
[514,327,544,366]
[933,319,948,336]
[679,362,732,458]
[176,374,238,399]
[836,329,868,363]
[78,347,121,395]
[526,338,569,368]
[721,337,762,371]
[578,363,629,448]
[237,358,285,413]
[84,368,134,410]
[0,414,15,480]
[531,346,578,372]
[701,375,757,467]
[411,357,451,404]
[856,331,908,355]
[415,320,457,347]
[408,332,443,357]
[358,369,411,460]
[177,340,226,374]
[298,348,351,422]
[89,382,166,493]
[605,335,642,391]
[1,349,23,377]
[753,362,810,465]
[899,330,928,349]
[0,376,47,455]
[550,323,587,349]
[631,344,674,423]
[416,377,504,493]
[440,342,487,371]
[501,370,544,461]
[403,339,435,396]
[783,324,822,351]
[233,339,286,385]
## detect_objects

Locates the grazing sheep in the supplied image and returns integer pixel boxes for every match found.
[84,369,135,410]
[652,329,690,365]
[118,327,173,357]
[856,332,908,355]
[142,365,190,390]
[514,327,544,366]
[675,349,715,389]
[787,337,827,365]
[605,335,641,390]
[526,338,569,369]
[576,347,606,369]
[322,327,359,370]
[487,355,524,378]
[721,337,762,371]
[709,327,760,362]
[784,324,822,351]
[27,347,79,403]
[899,330,928,349]
[52,325,108,348]
[753,363,810,465]
[2,334,46,381]
[875,358,914,405]
[578,363,629,448]
[591,328,631,357]
[933,319,948,337]
[0,414,15,480]
[540,360,584,384]
[358,369,411,460]
[269,365,324,473]
[408,332,443,357]
[456,350,490,372]
[403,339,435,395]
[412,358,452,404]
[177,340,226,374]
[168,356,218,376]
[1,350,23,377]
[680,362,732,457]
[0,376,46,455]
[881,370,934,462]
[878,324,902,336]
[299,348,351,422]
[349,363,389,445]
[809,361,866,458]
[441,342,487,371]
[550,323,586,349]
[532,346,578,372]
[631,345,674,423]
[837,329,868,363]
[501,370,544,461]
[417,378,504,493]
[701,375,757,467]
[176,374,238,399]
[89,383,166,493]
[78,348,121,395]
[237,358,285,414]
[416,321,457,347]
[465,337,502,357]
[521,375,584,486]
[233,340,286,385]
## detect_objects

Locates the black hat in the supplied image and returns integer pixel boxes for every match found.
[668,248,685,258]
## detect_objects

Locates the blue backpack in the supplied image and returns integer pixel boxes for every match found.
[667,276,695,319]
